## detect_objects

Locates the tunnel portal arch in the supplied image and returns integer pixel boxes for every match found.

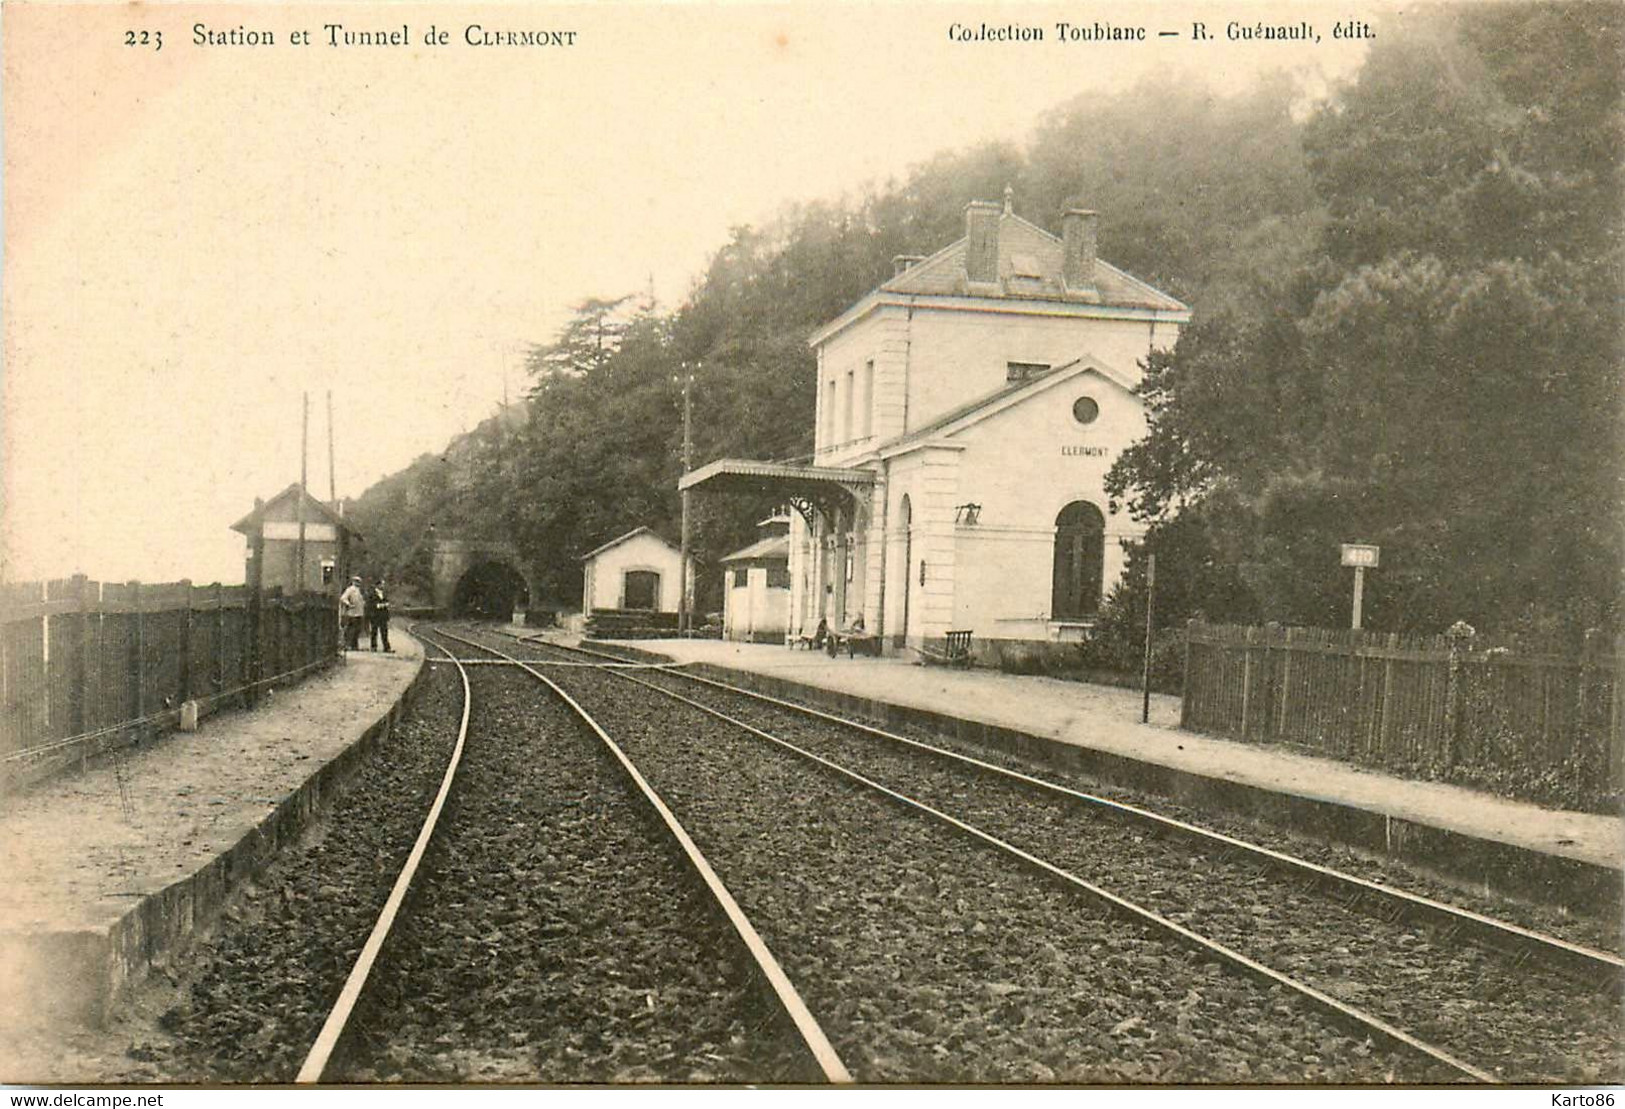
[452,560,530,621]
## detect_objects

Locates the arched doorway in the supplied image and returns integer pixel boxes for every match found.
[622,569,660,611]
[452,560,531,622]
[1051,501,1105,620]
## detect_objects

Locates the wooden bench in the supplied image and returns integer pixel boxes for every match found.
[791,627,880,656]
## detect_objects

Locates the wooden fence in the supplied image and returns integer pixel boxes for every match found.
[1,575,339,783]
[1181,622,1624,810]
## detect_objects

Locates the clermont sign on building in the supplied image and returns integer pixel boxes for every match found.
[681,191,1189,654]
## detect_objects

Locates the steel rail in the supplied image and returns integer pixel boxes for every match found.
[429,657,679,668]
[295,626,473,1084]
[427,625,853,1085]
[545,635,1623,996]
[499,634,1497,1083]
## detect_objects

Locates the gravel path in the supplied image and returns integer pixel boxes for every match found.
[614,661,1621,1084]
[0,648,420,936]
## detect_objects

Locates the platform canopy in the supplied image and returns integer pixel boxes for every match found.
[678,458,876,527]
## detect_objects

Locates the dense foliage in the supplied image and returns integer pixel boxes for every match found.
[350,3,1620,646]
[1107,4,1622,644]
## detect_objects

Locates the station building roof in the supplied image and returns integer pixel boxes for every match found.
[882,213,1187,309]
[808,204,1190,347]
[679,459,877,529]
[719,534,790,564]
[579,525,677,561]
[678,458,876,496]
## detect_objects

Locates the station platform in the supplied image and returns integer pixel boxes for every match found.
[0,636,425,1029]
[618,637,1622,914]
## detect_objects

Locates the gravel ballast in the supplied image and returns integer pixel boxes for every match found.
[482,635,1444,1085]
[139,662,467,1081]
[610,660,1621,1084]
[126,621,1610,1086]
[336,664,817,1083]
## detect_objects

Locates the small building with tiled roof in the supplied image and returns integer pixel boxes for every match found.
[682,192,1190,655]
[718,516,791,643]
[580,526,682,614]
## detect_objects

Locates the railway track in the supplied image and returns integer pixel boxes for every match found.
[451,624,1620,1084]
[153,641,469,1081]
[423,625,1486,1082]
[295,627,847,1084]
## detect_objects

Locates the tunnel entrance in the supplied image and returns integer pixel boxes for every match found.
[452,560,530,622]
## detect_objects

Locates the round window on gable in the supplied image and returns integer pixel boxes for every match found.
[1072,396,1100,425]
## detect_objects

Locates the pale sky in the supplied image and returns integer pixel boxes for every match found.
[2,0,1374,586]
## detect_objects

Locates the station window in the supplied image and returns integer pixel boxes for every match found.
[1072,395,1100,424]
[860,360,874,439]
[824,377,838,446]
[767,567,790,589]
[1008,361,1049,382]
[844,368,855,443]
[1010,253,1043,279]
[733,568,748,588]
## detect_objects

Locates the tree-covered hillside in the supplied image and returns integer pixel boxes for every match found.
[1106,3,1622,643]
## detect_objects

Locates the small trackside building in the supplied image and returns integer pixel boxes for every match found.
[580,526,682,614]
[231,483,358,595]
[680,192,1190,655]
[719,516,791,643]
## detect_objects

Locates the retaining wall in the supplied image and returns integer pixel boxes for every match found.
[2,654,431,1027]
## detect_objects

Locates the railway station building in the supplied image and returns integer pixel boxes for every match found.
[681,193,1190,654]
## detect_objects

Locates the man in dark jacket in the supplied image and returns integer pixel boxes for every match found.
[368,579,392,653]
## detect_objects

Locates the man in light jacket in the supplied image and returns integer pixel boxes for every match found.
[340,575,365,651]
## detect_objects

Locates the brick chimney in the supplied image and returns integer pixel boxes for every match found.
[1061,204,1098,294]
[964,200,1001,284]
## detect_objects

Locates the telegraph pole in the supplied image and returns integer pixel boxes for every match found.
[326,390,337,510]
[325,389,339,593]
[1141,552,1156,724]
[678,367,694,635]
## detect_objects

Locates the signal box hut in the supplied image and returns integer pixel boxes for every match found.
[681,192,1190,659]
[719,516,791,643]
[231,483,358,594]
